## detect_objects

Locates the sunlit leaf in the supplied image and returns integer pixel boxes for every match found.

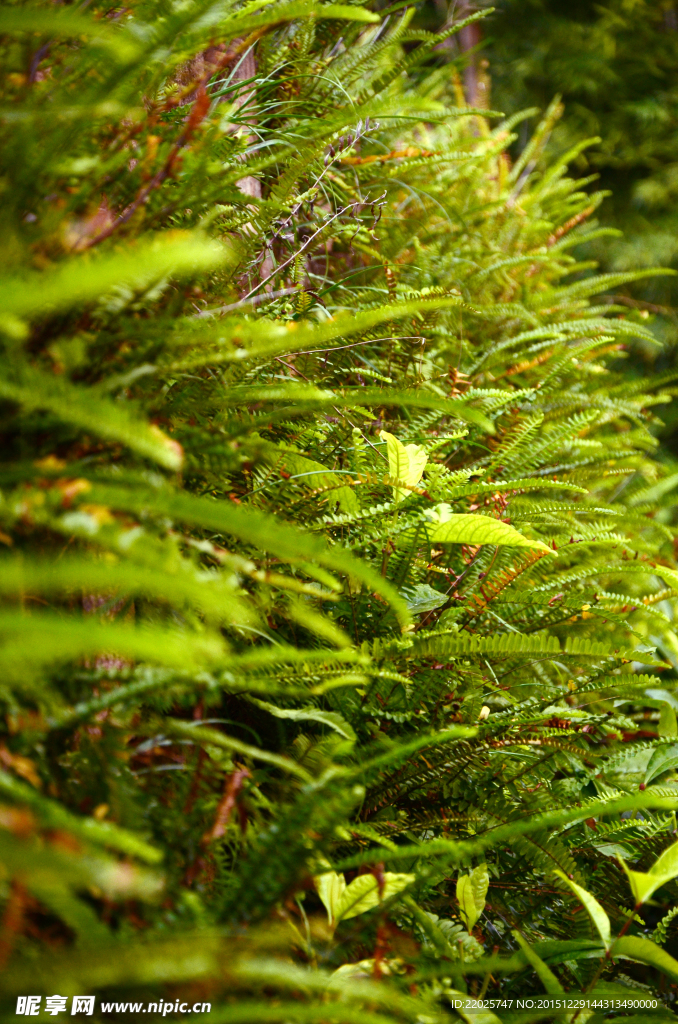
[430,513,553,552]
[619,839,678,905]
[336,873,414,922]
[380,430,428,503]
[470,863,490,919]
[456,874,478,932]
[314,868,346,925]
[614,936,678,982]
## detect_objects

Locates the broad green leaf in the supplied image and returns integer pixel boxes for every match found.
[649,840,678,880]
[424,502,455,525]
[380,430,428,503]
[593,842,632,860]
[470,863,490,918]
[512,930,564,994]
[626,694,678,740]
[614,936,678,982]
[646,688,678,711]
[430,513,553,553]
[619,839,678,905]
[622,866,666,908]
[314,868,346,925]
[335,872,414,922]
[329,959,382,981]
[249,699,356,740]
[403,584,448,615]
[644,743,678,785]
[554,870,611,948]
[457,874,479,932]
[659,703,678,739]
[531,937,604,967]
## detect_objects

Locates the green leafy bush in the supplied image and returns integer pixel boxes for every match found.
[3,1,678,1019]
[470,0,678,338]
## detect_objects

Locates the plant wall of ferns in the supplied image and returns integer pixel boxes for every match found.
[3,1,678,1020]
[423,0,678,401]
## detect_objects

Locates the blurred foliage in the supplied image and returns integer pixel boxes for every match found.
[4,0,678,1020]
[443,0,678,339]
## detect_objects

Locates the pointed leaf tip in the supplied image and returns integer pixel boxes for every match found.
[555,870,610,948]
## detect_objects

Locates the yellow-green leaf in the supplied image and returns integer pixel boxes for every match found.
[614,936,678,983]
[650,839,678,881]
[335,872,414,922]
[457,874,479,932]
[619,839,678,905]
[470,863,490,918]
[659,703,678,739]
[380,430,428,503]
[314,868,346,925]
[431,513,553,553]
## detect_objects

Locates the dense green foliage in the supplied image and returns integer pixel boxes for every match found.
[467,0,678,340]
[4,1,678,1020]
